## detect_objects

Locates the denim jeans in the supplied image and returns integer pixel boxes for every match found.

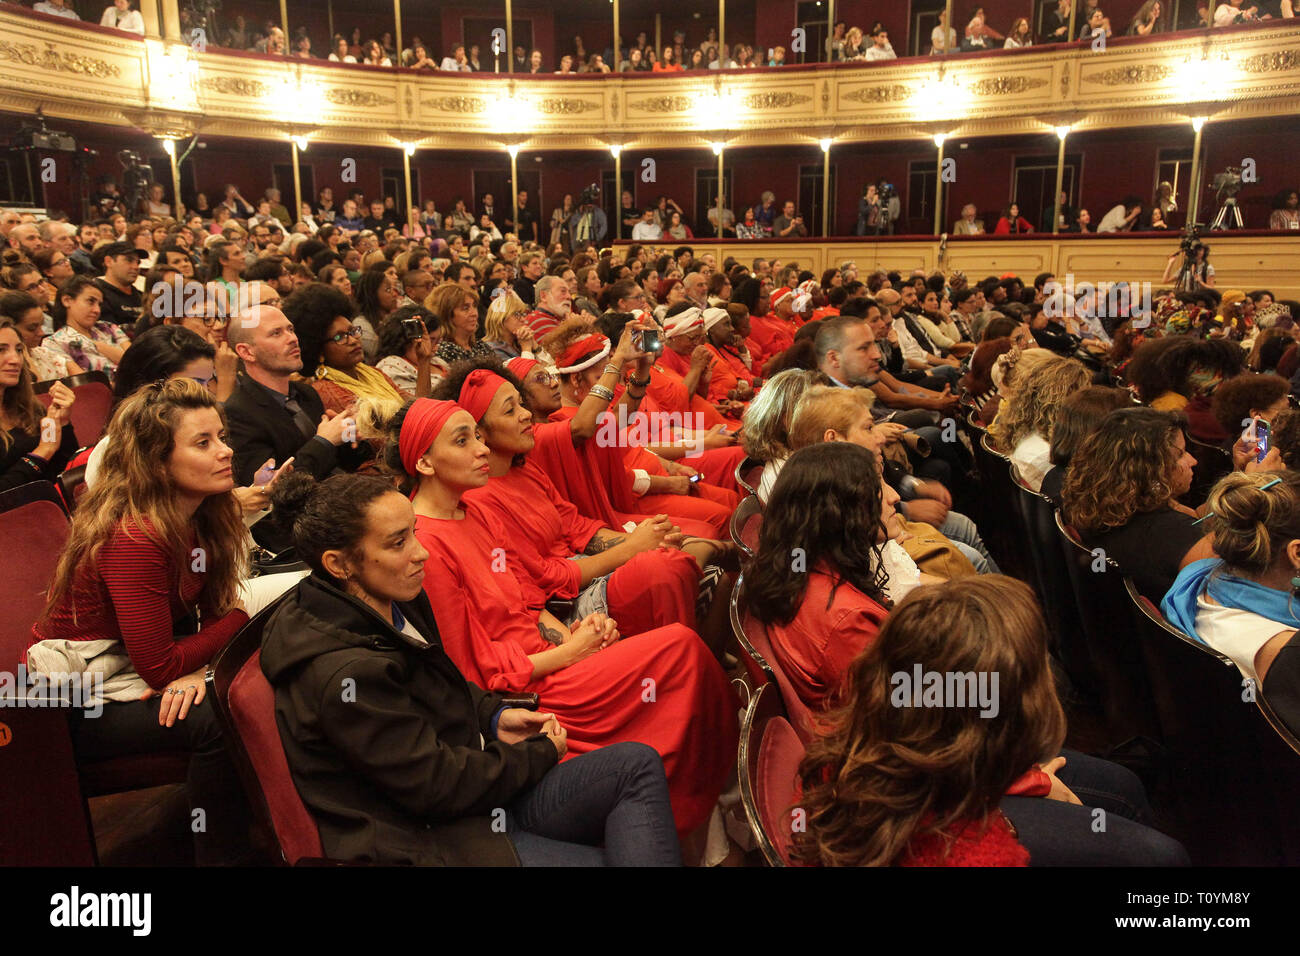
[507,742,682,866]
[1001,749,1189,866]
[938,510,1001,574]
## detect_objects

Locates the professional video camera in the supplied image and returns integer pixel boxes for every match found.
[1207,166,1244,230]
[118,149,155,213]
[577,182,601,207]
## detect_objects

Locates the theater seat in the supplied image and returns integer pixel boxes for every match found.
[728,573,777,692]
[0,481,69,670]
[729,494,763,557]
[209,598,331,865]
[737,683,805,867]
[735,455,764,496]
[734,586,815,744]
[1125,580,1300,865]
[36,372,114,449]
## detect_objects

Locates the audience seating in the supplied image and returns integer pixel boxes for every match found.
[0,480,95,865]
[209,596,335,866]
[1008,466,1098,700]
[35,372,114,450]
[735,456,764,497]
[730,578,815,744]
[729,493,763,558]
[1125,580,1300,865]
[56,463,88,513]
[728,573,776,692]
[1053,511,1163,745]
[737,682,804,867]
[1183,436,1233,509]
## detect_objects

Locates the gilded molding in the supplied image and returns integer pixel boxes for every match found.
[324,88,395,108]
[423,94,486,113]
[628,94,693,113]
[1238,50,1300,74]
[403,86,414,116]
[0,39,120,79]
[969,76,1048,95]
[844,84,911,104]
[535,97,599,115]
[742,91,812,110]
[199,75,268,97]
[1082,64,1175,85]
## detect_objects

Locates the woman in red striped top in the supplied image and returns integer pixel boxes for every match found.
[31,378,254,864]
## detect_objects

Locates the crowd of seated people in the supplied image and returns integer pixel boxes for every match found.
[16,0,1292,73]
[4,145,1300,868]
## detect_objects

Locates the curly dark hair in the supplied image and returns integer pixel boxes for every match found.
[1124,334,1244,403]
[743,443,890,628]
[269,472,398,585]
[282,281,354,372]
[1061,407,1188,534]
[1209,373,1289,437]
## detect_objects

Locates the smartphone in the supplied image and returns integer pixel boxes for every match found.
[636,329,663,354]
[1256,420,1271,463]
[688,473,702,484]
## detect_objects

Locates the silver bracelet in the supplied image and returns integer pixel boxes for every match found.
[603,363,621,377]
[589,384,616,402]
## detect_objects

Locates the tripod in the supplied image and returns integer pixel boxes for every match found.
[1208,197,1244,230]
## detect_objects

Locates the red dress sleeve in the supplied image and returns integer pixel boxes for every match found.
[98,525,248,689]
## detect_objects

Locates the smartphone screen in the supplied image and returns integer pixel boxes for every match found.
[1257,421,1271,463]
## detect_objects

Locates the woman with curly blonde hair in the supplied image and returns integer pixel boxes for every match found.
[1062,406,1209,598]
[988,355,1092,491]
[795,575,1187,866]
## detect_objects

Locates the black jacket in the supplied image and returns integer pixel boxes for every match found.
[260,574,559,865]
[224,374,371,550]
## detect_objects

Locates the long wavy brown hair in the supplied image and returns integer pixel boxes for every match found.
[0,321,43,452]
[793,576,1065,867]
[1060,407,1185,535]
[42,378,247,622]
[987,355,1092,452]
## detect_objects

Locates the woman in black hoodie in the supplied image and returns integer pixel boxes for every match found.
[260,471,681,865]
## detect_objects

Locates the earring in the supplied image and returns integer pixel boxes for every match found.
[315,364,328,380]
[1291,573,1300,596]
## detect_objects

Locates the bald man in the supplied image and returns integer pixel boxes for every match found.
[224,304,370,550]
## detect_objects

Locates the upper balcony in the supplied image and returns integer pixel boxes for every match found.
[2,4,1299,151]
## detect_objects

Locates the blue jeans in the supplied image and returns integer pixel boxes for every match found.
[1001,749,1189,866]
[925,363,963,388]
[507,742,682,866]
[939,510,1001,574]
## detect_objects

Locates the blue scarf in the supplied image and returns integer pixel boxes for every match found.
[1161,557,1300,642]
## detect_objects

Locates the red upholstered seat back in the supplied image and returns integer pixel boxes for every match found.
[226,649,323,863]
[756,715,805,866]
[742,608,816,744]
[0,488,68,670]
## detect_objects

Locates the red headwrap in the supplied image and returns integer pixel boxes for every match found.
[398,398,463,476]
[555,334,610,374]
[506,357,539,381]
[458,368,509,422]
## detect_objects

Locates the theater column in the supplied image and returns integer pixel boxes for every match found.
[394,0,403,69]
[613,0,620,72]
[506,0,514,73]
[403,143,415,233]
[159,0,181,40]
[610,145,622,232]
[712,142,724,237]
[718,0,724,58]
[508,145,520,236]
[826,0,835,62]
[1052,126,1070,235]
[1067,0,1077,44]
[138,0,161,38]
[279,0,288,45]
[820,138,833,237]
[932,134,946,236]
[1187,117,1207,225]
[290,137,306,227]
[161,138,181,218]
[944,0,953,53]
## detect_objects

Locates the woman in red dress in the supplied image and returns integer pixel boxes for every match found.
[743,442,892,711]
[391,397,737,835]
[429,361,710,641]
[528,322,740,538]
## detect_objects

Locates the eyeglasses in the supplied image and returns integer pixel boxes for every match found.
[327,325,363,344]
[201,315,230,328]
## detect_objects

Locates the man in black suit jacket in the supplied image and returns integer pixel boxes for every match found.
[225,304,371,551]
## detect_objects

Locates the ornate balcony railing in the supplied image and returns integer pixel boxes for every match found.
[1,8,1298,150]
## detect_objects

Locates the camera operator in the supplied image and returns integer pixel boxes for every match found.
[1162,236,1216,292]
[568,186,608,246]
[774,200,808,238]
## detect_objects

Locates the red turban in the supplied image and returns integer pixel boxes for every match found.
[398,398,463,476]
[506,357,539,381]
[458,368,509,422]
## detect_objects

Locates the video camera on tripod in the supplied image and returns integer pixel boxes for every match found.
[1207,166,1244,230]
[118,149,154,214]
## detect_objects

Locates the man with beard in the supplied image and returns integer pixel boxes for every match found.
[93,242,143,331]
[524,274,573,338]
